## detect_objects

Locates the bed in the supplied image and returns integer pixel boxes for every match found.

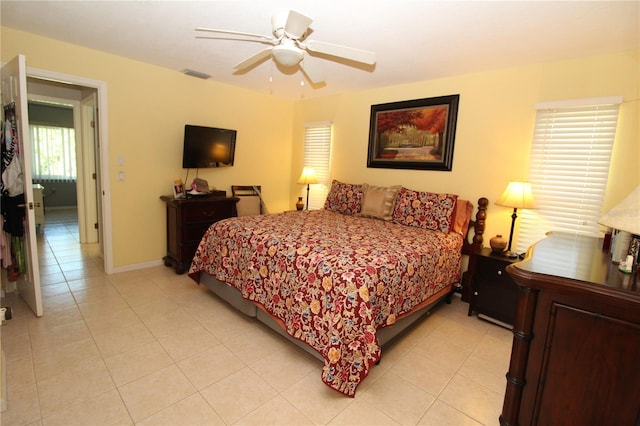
[189,181,487,396]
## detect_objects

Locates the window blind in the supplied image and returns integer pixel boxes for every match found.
[30,124,77,181]
[302,122,332,210]
[516,98,621,254]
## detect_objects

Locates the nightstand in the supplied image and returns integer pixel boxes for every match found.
[466,247,520,326]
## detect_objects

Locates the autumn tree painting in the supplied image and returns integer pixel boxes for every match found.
[368,95,459,171]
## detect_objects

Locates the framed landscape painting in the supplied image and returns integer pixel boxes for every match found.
[367,94,459,171]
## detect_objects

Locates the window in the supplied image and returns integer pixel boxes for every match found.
[30,124,77,181]
[301,122,332,210]
[516,97,621,254]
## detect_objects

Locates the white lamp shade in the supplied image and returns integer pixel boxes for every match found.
[496,181,537,209]
[297,166,319,185]
[598,185,640,235]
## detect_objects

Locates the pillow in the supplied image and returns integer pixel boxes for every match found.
[392,187,458,233]
[323,180,368,215]
[359,185,401,221]
[451,199,474,236]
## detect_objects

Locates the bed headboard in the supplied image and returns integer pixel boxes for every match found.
[462,197,488,255]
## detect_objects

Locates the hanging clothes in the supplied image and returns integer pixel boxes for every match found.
[1,102,26,272]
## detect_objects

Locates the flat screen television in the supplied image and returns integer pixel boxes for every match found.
[182,125,237,168]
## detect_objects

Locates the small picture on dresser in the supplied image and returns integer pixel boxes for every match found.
[172,178,185,198]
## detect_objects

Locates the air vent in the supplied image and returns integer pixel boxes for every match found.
[182,69,211,79]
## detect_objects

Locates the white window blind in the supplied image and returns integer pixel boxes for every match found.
[516,97,621,254]
[302,122,332,210]
[29,124,77,181]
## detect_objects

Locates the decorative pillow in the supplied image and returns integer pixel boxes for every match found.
[392,187,458,233]
[451,199,474,236]
[323,180,368,215]
[359,185,401,221]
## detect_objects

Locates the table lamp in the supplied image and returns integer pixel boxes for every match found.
[598,185,640,271]
[297,166,318,210]
[495,181,537,258]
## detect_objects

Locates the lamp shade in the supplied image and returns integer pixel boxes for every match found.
[496,181,537,209]
[297,166,319,185]
[598,185,640,235]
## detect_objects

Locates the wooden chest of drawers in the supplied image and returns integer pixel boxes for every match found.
[160,195,238,273]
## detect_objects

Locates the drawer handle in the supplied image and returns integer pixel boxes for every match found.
[497,270,502,276]
[474,291,478,296]
[202,211,217,217]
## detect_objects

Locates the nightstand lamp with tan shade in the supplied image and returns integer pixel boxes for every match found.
[297,166,318,210]
[495,181,537,258]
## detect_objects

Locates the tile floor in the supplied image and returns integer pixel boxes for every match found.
[1,208,513,425]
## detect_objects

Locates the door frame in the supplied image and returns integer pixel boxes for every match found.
[25,66,113,274]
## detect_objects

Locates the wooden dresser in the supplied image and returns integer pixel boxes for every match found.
[500,232,640,426]
[160,195,238,274]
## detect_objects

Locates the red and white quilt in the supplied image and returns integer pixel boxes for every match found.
[189,209,463,396]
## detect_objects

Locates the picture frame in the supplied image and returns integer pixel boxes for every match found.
[172,178,185,198]
[367,94,459,171]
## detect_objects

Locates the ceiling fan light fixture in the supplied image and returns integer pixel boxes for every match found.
[272,45,303,67]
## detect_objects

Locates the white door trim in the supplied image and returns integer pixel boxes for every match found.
[25,66,114,274]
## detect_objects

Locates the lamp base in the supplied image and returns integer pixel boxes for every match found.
[504,250,520,259]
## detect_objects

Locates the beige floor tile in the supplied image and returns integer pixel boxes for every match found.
[2,334,32,366]
[118,364,196,423]
[137,393,224,426]
[41,389,133,426]
[439,374,503,425]
[32,337,102,382]
[27,306,84,337]
[222,325,287,365]
[37,358,115,417]
[91,322,156,358]
[328,397,399,425]
[200,309,260,342]
[235,395,314,426]
[280,371,354,425]
[177,343,245,390]
[418,400,483,425]
[2,383,42,426]
[359,372,435,425]
[389,350,456,397]
[104,341,173,386]
[6,356,36,389]
[412,333,472,371]
[155,323,221,361]
[82,306,146,336]
[29,320,92,356]
[458,353,509,395]
[41,291,77,312]
[248,344,319,392]
[200,367,278,424]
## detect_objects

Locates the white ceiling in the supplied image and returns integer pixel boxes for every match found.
[2,1,638,99]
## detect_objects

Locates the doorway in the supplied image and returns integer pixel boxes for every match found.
[24,67,113,274]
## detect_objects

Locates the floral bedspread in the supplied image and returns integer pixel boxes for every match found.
[189,209,463,396]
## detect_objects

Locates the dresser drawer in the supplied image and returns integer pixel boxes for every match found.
[183,203,234,224]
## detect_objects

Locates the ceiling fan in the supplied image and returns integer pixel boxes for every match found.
[196,10,376,84]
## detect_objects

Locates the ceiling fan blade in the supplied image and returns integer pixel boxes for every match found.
[299,56,325,83]
[305,40,376,65]
[196,27,274,43]
[233,47,273,70]
[284,10,313,39]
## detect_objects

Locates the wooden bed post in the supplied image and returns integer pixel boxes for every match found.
[463,197,488,254]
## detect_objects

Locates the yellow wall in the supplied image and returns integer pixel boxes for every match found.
[292,50,639,243]
[2,27,295,268]
[3,25,638,268]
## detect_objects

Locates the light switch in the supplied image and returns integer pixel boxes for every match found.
[117,155,125,166]
[118,171,125,181]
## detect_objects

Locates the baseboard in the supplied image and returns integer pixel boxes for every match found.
[478,313,513,330]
